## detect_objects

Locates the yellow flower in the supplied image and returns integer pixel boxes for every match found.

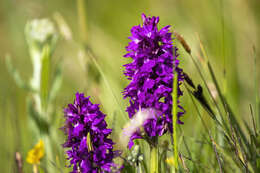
[165,157,175,166]
[26,139,44,165]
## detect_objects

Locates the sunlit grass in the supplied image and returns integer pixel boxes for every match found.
[0,0,259,172]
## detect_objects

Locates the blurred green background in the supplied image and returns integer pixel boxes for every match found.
[0,0,259,172]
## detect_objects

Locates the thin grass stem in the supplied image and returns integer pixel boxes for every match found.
[77,0,88,44]
[253,46,259,129]
[207,62,252,159]
[188,53,225,127]
[210,134,223,173]
[249,104,257,136]
[184,83,210,136]
[172,71,178,172]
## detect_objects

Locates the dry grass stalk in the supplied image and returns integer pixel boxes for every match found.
[15,152,23,173]
[174,31,191,54]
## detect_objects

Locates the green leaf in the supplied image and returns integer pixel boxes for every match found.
[121,161,135,173]
[257,158,260,170]
[5,54,34,91]
[27,98,49,134]
[48,61,63,104]
[40,45,51,110]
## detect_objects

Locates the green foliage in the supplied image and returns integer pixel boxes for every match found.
[5,55,35,92]
[27,98,49,135]
[1,0,259,172]
[40,45,51,110]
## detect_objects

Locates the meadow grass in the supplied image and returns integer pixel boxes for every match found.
[0,0,259,172]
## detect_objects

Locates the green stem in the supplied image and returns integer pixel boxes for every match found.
[253,46,258,129]
[172,71,178,172]
[150,144,159,173]
[219,0,225,147]
[30,49,42,114]
[77,0,88,45]
[137,163,142,173]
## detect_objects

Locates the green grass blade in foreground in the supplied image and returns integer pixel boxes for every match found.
[210,134,223,173]
[184,84,212,135]
[179,35,230,138]
[190,35,231,133]
[188,52,223,121]
[249,104,257,136]
[159,141,168,173]
[172,71,178,172]
[207,62,254,167]
[185,83,232,170]
[189,53,231,135]
[207,63,247,140]
[253,46,259,129]
[178,125,198,172]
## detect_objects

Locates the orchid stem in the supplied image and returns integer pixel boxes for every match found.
[150,144,159,173]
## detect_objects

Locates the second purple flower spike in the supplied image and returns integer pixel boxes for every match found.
[62,93,118,173]
[123,14,185,148]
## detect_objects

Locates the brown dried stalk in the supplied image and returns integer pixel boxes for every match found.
[174,31,191,54]
[15,152,23,173]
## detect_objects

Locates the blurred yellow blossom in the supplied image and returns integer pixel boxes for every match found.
[165,157,175,166]
[26,139,44,165]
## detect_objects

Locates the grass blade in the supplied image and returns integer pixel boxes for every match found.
[207,62,252,159]
[172,71,179,172]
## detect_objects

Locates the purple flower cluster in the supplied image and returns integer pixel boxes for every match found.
[62,93,117,173]
[123,14,185,148]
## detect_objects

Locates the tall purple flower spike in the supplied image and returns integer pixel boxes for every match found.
[123,14,185,148]
[62,93,118,173]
